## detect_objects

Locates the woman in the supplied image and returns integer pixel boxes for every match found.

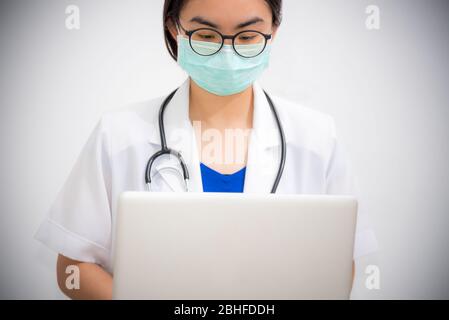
[35,0,377,299]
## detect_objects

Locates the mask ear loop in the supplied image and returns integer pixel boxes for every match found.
[174,23,185,46]
[175,20,185,38]
[175,23,181,36]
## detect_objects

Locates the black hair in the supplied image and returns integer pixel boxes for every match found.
[163,0,283,61]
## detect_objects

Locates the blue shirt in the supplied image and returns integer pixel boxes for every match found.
[200,163,246,193]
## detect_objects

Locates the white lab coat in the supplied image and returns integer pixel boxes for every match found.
[35,78,378,273]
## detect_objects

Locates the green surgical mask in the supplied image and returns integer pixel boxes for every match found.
[177,35,271,96]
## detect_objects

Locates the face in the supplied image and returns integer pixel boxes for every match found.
[168,0,278,45]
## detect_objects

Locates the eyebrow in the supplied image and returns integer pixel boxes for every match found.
[236,17,265,29]
[190,16,219,29]
[189,16,265,30]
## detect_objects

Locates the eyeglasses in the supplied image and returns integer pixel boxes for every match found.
[178,23,272,58]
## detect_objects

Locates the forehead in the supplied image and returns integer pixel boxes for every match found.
[180,0,272,25]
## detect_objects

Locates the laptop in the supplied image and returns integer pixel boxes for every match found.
[112,192,357,300]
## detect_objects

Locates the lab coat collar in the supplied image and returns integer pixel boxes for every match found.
[148,77,285,193]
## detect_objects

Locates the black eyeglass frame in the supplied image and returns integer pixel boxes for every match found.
[178,23,272,58]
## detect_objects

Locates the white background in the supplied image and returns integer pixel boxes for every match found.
[0,0,448,299]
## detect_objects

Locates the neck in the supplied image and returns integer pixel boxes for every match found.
[188,78,254,130]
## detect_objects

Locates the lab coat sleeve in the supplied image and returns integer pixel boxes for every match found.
[34,115,112,267]
[325,117,378,259]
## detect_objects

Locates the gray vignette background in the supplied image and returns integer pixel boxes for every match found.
[0,0,448,299]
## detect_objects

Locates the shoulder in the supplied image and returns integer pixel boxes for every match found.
[268,93,337,155]
[96,93,169,138]
[100,96,164,131]
[91,95,166,154]
[270,94,336,135]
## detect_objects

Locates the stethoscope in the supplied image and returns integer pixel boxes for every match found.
[145,88,286,193]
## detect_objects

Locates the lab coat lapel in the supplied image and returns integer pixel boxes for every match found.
[243,82,283,194]
[148,79,284,194]
[148,78,203,193]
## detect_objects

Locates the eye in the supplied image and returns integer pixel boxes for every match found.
[199,34,216,39]
[239,35,256,41]
[192,29,221,42]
